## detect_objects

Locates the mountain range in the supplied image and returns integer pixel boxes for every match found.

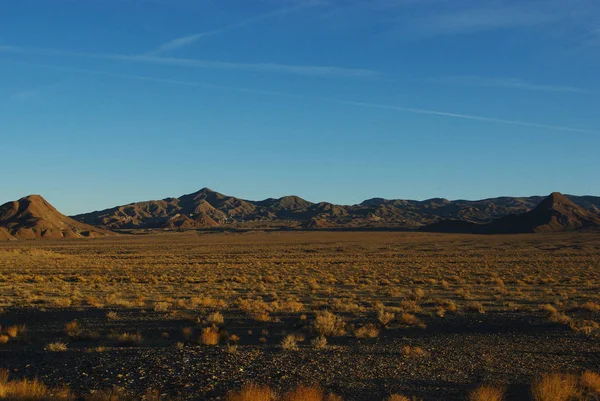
[72,188,600,231]
[1,189,599,239]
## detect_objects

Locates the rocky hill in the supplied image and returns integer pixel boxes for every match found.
[424,192,600,234]
[0,195,114,239]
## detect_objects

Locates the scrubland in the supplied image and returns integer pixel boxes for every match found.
[0,231,599,400]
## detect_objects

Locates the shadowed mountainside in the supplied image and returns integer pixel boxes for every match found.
[0,195,114,239]
[72,188,600,231]
[424,192,600,234]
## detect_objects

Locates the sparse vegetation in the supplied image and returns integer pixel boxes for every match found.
[468,385,505,401]
[1,231,600,399]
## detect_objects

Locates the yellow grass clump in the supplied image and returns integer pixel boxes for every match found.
[468,385,505,401]
[226,383,277,401]
[531,373,580,401]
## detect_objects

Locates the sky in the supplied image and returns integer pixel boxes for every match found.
[1,0,599,215]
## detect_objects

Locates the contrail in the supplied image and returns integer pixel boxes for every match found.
[1,57,595,135]
[0,58,304,99]
[147,2,322,56]
[327,99,598,134]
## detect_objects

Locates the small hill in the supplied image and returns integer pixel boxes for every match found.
[0,195,114,239]
[424,192,600,234]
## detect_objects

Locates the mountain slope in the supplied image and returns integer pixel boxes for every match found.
[0,195,114,239]
[424,192,600,234]
[72,189,600,230]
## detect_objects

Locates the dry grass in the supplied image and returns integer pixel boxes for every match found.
[207,311,225,326]
[531,373,580,401]
[314,311,345,337]
[354,324,380,338]
[281,334,299,351]
[226,383,277,401]
[0,368,73,400]
[385,395,411,401]
[200,327,220,346]
[45,342,68,352]
[5,325,25,339]
[580,371,600,395]
[311,336,328,349]
[1,232,600,399]
[107,332,143,346]
[468,385,505,401]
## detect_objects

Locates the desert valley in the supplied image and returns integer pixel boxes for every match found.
[1,190,600,400]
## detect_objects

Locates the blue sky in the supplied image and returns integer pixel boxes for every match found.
[1,0,599,215]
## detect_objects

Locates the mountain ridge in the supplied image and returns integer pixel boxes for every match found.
[424,192,600,234]
[71,188,600,231]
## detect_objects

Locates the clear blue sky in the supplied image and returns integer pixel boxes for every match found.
[1,0,599,215]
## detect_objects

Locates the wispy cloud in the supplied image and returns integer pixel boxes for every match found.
[427,76,595,94]
[0,58,304,99]
[327,99,599,134]
[9,81,61,101]
[147,2,321,55]
[404,5,558,38]
[0,46,378,78]
[2,57,594,134]
[11,87,43,101]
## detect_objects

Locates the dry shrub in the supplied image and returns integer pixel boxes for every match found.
[6,325,25,339]
[64,320,81,338]
[108,332,143,346]
[0,370,74,401]
[106,311,119,321]
[52,297,73,308]
[401,346,427,357]
[386,395,410,401]
[282,385,342,401]
[153,301,171,312]
[252,312,271,323]
[201,327,220,345]
[226,383,277,401]
[314,311,345,337]
[399,300,421,313]
[281,334,299,351]
[311,336,327,349]
[549,313,571,325]
[45,342,68,352]
[377,309,395,326]
[207,311,225,326]
[354,324,380,338]
[580,371,600,395]
[143,388,161,401]
[468,385,505,401]
[531,373,580,401]
[399,313,426,328]
[182,327,193,340]
[466,301,486,314]
[579,302,600,312]
[569,319,599,335]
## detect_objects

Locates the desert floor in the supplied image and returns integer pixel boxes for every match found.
[1,231,599,400]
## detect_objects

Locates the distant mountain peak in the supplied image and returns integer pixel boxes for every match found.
[537,192,574,210]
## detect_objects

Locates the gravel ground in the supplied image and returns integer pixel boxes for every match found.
[1,309,600,400]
